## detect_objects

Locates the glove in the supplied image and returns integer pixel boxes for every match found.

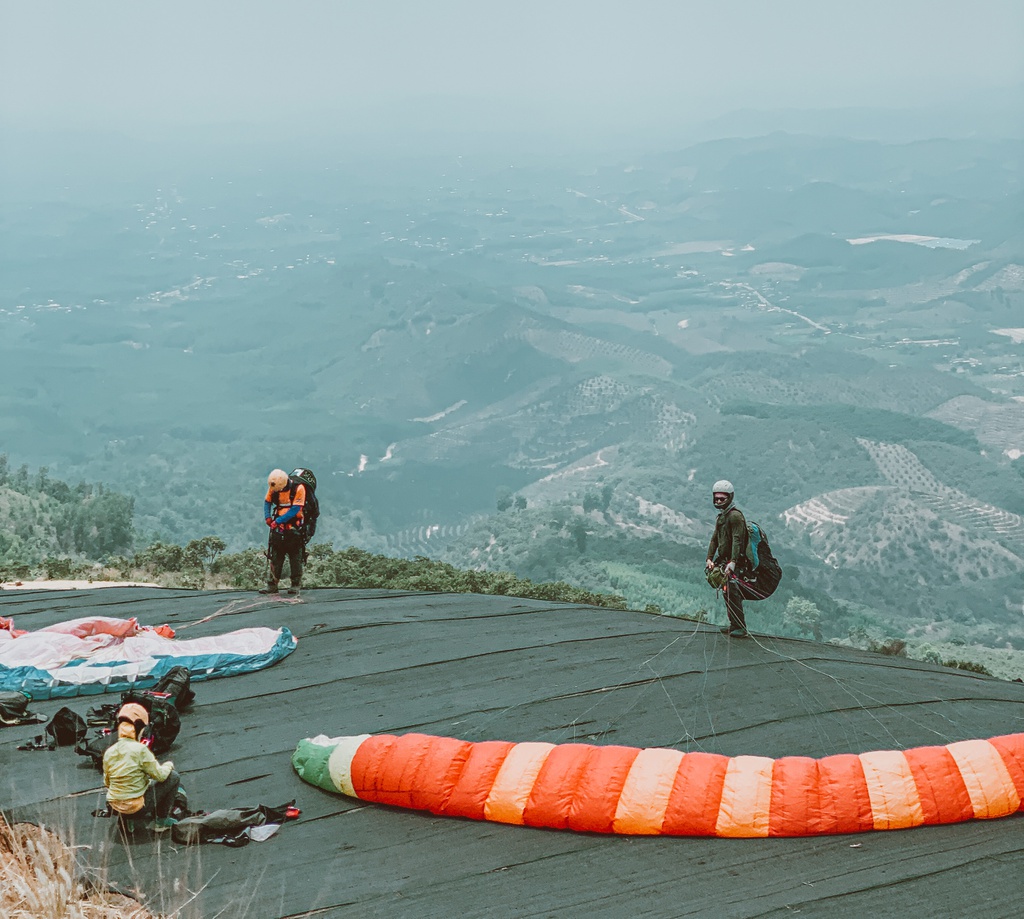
[266,517,274,527]
[705,559,715,571]
[724,561,736,575]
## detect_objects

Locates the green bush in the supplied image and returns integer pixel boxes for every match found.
[942,658,993,675]
[203,542,629,608]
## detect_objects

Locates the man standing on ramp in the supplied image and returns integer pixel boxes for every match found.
[262,469,307,596]
[705,479,781,637]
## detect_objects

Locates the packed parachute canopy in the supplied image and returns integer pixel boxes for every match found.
[294,730,1024,837]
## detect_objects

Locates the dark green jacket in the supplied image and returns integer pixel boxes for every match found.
[707,506,748,566]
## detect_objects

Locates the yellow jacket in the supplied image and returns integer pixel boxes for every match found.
[102,737,174,814]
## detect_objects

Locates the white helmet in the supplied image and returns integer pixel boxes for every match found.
[712,480,734,509]
[267,469,289,492]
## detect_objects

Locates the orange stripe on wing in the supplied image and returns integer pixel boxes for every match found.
[442,740,516,821]
[523,743,598,830]
[351,733,467,811]
[769,756,819,837]
[661,751,730,835]
[567,744,640,833]
[903,745,972,825]
[350,734,401,803]
[816,753,874,834]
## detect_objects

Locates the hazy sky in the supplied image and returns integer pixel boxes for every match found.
[2,0,1023,138]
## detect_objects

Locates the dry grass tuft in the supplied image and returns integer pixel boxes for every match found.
[0,814,159,918]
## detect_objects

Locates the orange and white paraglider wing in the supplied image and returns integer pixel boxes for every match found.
[292,731,1024,837]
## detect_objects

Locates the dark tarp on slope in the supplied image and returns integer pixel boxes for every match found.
[1,586,1022,919]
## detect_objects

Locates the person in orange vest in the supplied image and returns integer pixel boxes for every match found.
[261,469,306,595]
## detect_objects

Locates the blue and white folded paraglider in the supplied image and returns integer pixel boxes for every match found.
[0,615,296,699]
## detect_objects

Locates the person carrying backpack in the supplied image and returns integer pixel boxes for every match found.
[705,479,781,637]
[261,468,307,595]
[102,702,180,831]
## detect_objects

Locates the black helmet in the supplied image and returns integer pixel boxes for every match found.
[290,468,316,491]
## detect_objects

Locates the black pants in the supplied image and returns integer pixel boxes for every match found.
[142,769,180,819]
[724,579,759,630]
[268,530,303,588]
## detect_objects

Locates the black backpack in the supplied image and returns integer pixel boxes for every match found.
[744,520,783,597]
[120,689,183,754]
[17,706,87,751]
[0,691,45,727]
[76,683,188,768]
[152,665,196,709]
[289,467,319,544]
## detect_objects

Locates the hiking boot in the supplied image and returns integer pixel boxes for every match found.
[152,817,177,832]
[259,584,279,595]
[720,625,749,637]
[286,586,301,596]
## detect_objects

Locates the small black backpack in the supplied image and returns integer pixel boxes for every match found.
[17,706,87,751]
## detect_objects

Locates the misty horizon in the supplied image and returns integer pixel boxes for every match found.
[2,0,1023,161]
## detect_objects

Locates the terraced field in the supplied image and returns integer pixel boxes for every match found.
[857,439,950,492]
[926,396,1024,453]
[782,438,1024,582]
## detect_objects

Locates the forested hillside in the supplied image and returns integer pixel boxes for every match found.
[0,455,133,576]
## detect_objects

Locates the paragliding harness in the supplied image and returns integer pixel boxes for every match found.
[744,520,782,598]
[16,706,87,750]
[74,666,195,769]
[705,519,782,599]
